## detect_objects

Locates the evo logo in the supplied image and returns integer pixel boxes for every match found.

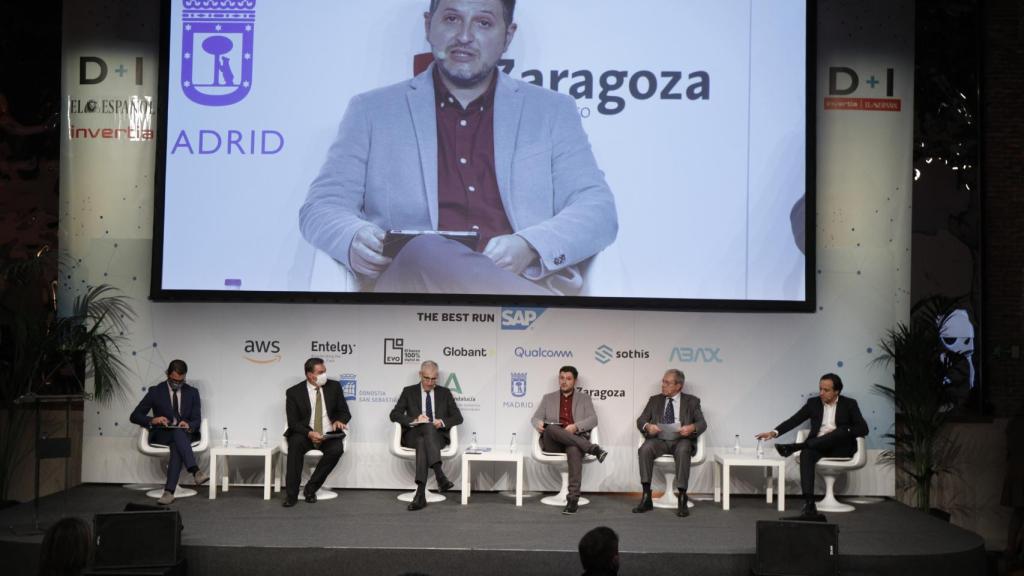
[500,307,546,330]
[668,347,723,363]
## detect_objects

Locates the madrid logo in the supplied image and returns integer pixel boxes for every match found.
[511,372,527,398]
[180,0,256,107]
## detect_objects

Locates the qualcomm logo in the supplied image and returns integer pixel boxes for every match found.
[500,307,546,330]
[180,0,256,106]
[514,346,573,359]
[668,347,723,363]
[595,345,613,364]
[339,373,357,401]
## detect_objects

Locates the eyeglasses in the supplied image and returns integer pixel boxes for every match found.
[422,376,438,382]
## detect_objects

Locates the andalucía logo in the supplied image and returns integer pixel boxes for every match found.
[180,0,256,107]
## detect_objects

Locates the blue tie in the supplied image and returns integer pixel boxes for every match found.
[664,397,674,425]
[425,392,434,421]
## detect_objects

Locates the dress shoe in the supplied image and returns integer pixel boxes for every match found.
[774,443,797,458]
[677,492,690,517]
[407,492,427,511]
[192,470,209,487]
[282,497,298,508]
[438,478,455,493]
[784,502,826,522]
[304,491,317,504]
[591,445,609,463]
[157,490,175,505]
[562,497,579,515]
[632,492,654,513]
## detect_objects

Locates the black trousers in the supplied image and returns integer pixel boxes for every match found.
[638,437,694,492]
[149,428,198,492]
[401,424,450,484]
[540,426,595,499]
[285,434,345,500]
[799,431,856,501]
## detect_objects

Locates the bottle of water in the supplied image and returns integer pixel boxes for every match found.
[260,427,268,448]
[469,431,478,451]
[222,427,229,447]
[733,434,741,454]
[510,431,518,453]
[756,438,764,459]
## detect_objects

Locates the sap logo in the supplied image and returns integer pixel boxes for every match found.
[243,339,281,364]
[500,307,546,330]
[595,345,614,364]
[668,347,723,363]
[79,56,145,86]
[829,66,895,97]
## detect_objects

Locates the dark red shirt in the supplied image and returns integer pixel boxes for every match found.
[559,392,575,426]
[433,68,512,251]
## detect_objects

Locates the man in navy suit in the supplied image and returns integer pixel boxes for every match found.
[756,373,869,521]
[129,359,208,505]
[282,357,352,507]
[389,360,463,511]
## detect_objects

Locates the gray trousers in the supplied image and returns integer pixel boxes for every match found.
[401,423,449,484]
[540,425,594,499]
[638,437,695,492]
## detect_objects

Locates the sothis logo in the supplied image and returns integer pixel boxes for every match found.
[180,0,256,107]
[339,373,357,401]
[595,345,651,364]
[824,66,901,112]
[668,347,723,363]
[243,339,281,364]
[500,307,546,330]
[444,372,462,394]
[595,345,613,364]
[511,372,527,398]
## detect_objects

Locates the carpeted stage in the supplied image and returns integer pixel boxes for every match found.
[1,485,984,575]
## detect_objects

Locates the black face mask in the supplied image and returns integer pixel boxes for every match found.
[168,379,185,391]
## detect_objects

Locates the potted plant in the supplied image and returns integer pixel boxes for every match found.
[872,296,967,512]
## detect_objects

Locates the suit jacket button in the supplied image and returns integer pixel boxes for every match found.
[554,254,565,266]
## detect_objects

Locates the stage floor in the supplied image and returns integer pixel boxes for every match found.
[1,484,985,575]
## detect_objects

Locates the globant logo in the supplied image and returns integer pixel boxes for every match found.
[500,307,546,330]
[442,346,488,358]
[514,346,573,359]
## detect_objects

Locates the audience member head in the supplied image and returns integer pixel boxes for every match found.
[578,525,619,575]
[38,516,91,576]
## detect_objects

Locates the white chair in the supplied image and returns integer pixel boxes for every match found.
[390,422,459,503]
[532,427,600,506]
[794,429,867,512]
[137,418,210,498]
[645,434,706,509]
[276,432,349,501]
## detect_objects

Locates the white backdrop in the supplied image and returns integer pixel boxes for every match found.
[61,0,913,498]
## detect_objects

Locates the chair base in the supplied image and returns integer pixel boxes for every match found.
[146,486,198,499]
[397,490,446,503]
[123,483,160,492]
[540,494,590,506]
[313,488,338,501]
[653,471,694,509]
[816,493,855,512]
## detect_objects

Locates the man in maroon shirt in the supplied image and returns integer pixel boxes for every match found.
[301,0,618,295]
[531,366,607,514]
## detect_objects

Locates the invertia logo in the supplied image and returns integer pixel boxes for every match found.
[243,339,281,364]
[824,66,902,112]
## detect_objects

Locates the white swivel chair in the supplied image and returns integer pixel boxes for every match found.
[646,433,706,509]
[390,422,459,503]
[532,427,600,507]
[276,432,349,501]
[137,418,210,499]
[794,429,867,512]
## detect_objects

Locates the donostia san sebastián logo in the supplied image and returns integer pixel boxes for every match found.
[180,0,256,107]
[243,339,281,364]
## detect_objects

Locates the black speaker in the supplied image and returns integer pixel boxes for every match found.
[93,510,182,569]
[754,520,839,576]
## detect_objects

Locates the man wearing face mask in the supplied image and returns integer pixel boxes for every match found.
[300,0,617,295]
[282,357,352,507]
[130,359,208,505]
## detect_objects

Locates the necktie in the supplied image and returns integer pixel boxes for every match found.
[314,387,324,435]
[425,392,434,421]
[664,397,674,425]
[172,391,180,425]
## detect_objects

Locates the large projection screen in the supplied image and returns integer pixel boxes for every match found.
[153,0,814,310]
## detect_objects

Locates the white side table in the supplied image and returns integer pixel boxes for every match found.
[461,450,524,506]
[713,453,786,511]
[208,445,280,500]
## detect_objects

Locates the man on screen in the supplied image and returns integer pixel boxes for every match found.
[282,357,351,507]
[531,366,608,515]
[755,373,868,521]
[299,0,617,295]
[390,360,464,511]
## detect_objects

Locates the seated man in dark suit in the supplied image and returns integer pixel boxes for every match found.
[129,359,208,505]
[756,372,868,521]
[389,360,463,511]
[632,368,707,517]
[282,357,352,507]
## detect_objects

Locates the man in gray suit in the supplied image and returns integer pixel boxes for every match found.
[531,366,608,515]
[299,0,617,295]
[632,369,707,517]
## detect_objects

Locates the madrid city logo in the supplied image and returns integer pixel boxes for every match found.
[511,372,527,398]
[180,0,256,107]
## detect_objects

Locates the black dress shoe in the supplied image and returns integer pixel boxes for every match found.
[592,445,609,463]
[775,443,796,458]
[407,493,427,511]
[677,492,690,517]
[562,497,579,515]
[438,479,454,493]
[784,502,826,522]
[282,497,298,508]
[304,491,317,504]
[632,492,653,513]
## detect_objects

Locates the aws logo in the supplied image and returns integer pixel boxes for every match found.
[243,339,281,364]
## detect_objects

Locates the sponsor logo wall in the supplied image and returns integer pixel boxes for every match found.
[64,0,910,496]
